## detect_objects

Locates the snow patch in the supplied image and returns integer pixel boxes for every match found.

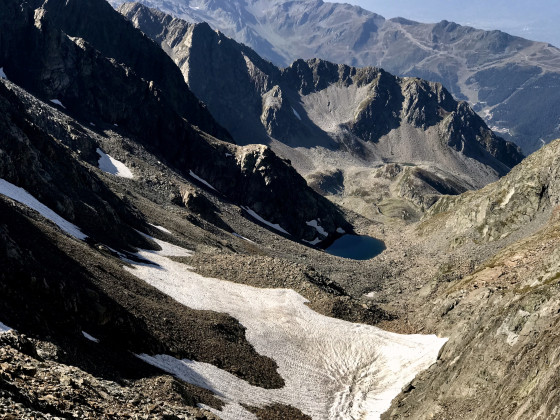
[103,245,127,260]
[233,232,255,243]
[149,223,172,234]
[292,107,302,121]
[136,233,194,258]
[0,322,12,334]
[0,178,87,240]
[97,148,134,179]
[500,187,515,208]
[0,67,7,80]
[241,206,290,235]
[490,125,511,136]
[125,240,447,420]
[482,109,493,120]
[336,227,346,234]
[497,318,520,346]
[303,237,322,246]
[50,99,66,109]
[137,354,260,419]
[306,220,328,237]
[82,331,99,343]
[189,170,217,192]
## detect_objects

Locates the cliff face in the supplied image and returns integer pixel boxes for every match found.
[0,0,227,141]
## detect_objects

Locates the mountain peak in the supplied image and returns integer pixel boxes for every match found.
[111,0,560,154]
[121,3,524,227]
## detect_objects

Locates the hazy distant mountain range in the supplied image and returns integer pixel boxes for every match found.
[344,0,560,49]
[110,0,560,154]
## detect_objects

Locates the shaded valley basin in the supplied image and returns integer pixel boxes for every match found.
[326,235,386,260]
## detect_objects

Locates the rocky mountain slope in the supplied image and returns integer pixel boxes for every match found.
[0,52,441,420]
[369,138,560,419]
[2,65,556,417]
[120,3,523,220]
[3,0,560,419]
[0,0,446,418]
[111,0,560,154]
[0,0,352,244]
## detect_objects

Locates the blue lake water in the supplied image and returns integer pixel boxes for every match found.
[326,235,386,260]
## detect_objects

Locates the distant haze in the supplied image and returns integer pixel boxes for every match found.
[341,0,560,47]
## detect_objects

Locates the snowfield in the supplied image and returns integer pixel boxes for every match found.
[125,239,447,420]
[232,232,255,243]
[303,237,322,246]
[0,178,87,240]
[149,223,172,234]
[306,219,328,237]
[81,331,100,343]
[97,148,134,179]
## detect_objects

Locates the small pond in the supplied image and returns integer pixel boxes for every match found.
[326,235,386,260]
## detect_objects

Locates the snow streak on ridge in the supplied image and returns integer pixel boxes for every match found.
[0,178,87,240]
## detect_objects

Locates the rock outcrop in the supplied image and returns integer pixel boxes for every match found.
[342,138,560,420]
[423,137,560,245]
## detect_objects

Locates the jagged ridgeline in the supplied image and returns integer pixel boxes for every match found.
[120,3,523,219]
[113,0,560,154]
[0,0,351,242]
